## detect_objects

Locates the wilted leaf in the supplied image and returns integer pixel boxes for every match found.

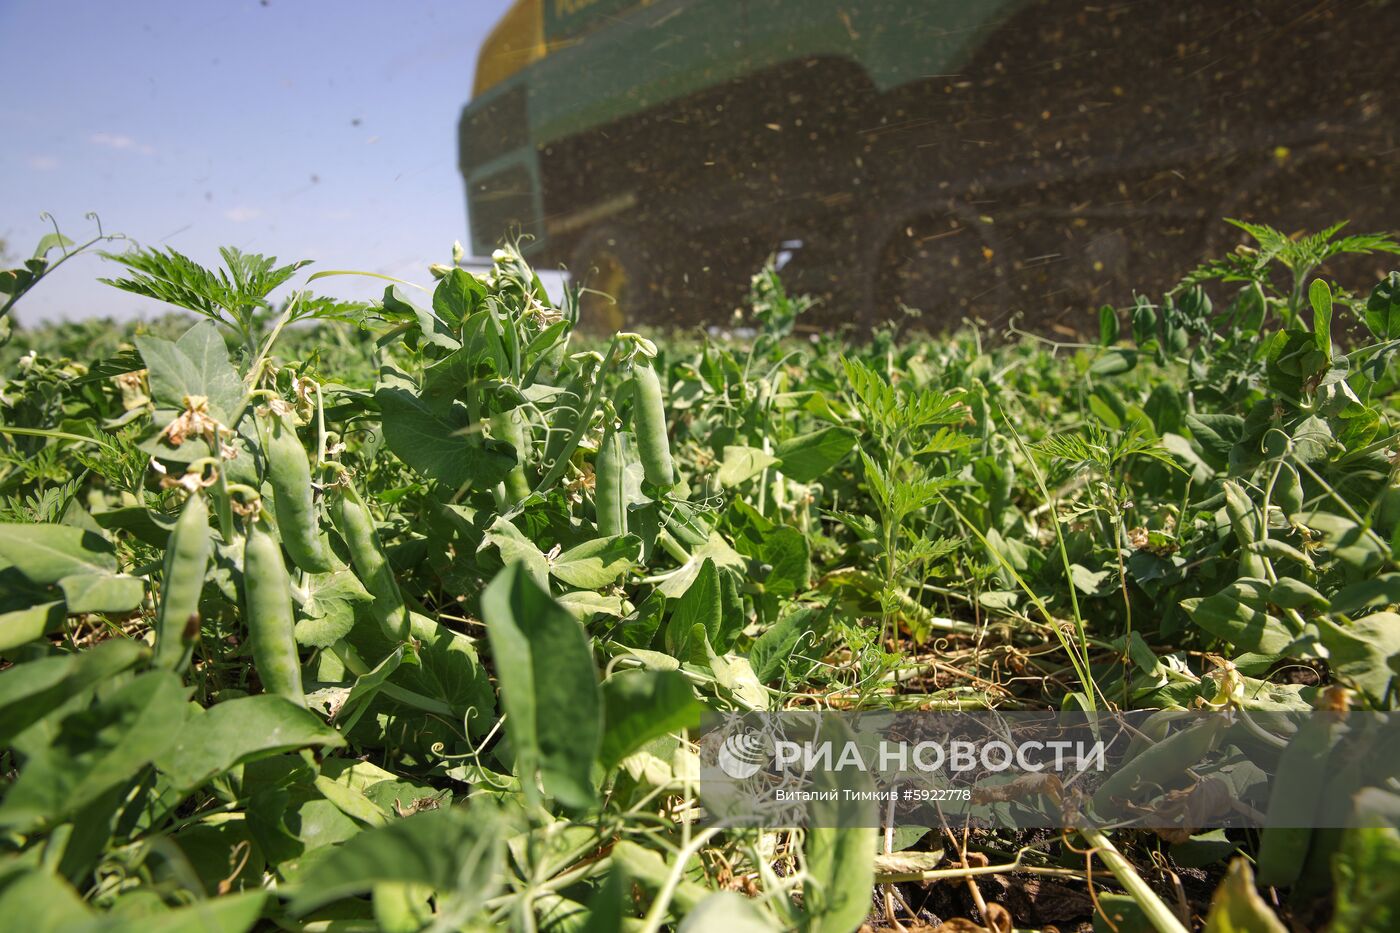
[1203,859,1286,933]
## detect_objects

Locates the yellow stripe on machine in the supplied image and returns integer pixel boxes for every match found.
[473,0,547,96]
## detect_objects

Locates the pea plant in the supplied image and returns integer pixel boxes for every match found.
[0,221,1397,932]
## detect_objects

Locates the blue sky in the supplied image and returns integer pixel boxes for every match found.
[0,0,529,323]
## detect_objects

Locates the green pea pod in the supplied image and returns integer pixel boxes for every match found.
[1275,461,1304,516]
[490,408,533,504]
[635,501,661,565]
[1130,298,1157,347]
[154,494,212,673]
[542,385,585,471]
[330,483,411,641]
[1247,538,1314,566]
[542,356,600,470]
[1223,481,1269,577]
[594,429,628,538]
[243,520,305,706]
[1255,712,1339,886]
[257,407,332,574]
[1120,709,1190,760]
[1093,715,1228,810]
[631,357,675,489]
[1223,481,1260,546]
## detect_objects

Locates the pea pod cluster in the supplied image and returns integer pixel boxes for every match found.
[243,518,305,706]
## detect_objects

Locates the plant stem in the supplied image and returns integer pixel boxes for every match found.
[637,827,722,933]
[1080,827,1189,933]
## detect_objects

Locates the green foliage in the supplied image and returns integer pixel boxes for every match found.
[100,245,367,359]
[0,226,1396,930]
[0,216,123,330]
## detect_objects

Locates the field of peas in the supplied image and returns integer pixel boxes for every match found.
[0,219,1398,930]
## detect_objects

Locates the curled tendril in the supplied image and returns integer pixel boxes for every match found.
[427,710,514,791]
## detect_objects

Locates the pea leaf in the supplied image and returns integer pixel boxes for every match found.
[718,445,779,487]
[481,516,549,586]
[134,322,243,461]
[296,568,373,648]
[432,267,485,328]
[557,590,629,620]
[57,572,145,614]
[681,892,779,932]
[135,322,242,421]
[1331,820,1400,933]
[0,523,118,583]
[1098,304,1120,346]
[1091,348,1138,376]
[1316,612,1400,704]
[1330,574,1400,615]
[599,670,704,771]
[0,870,92,929]
[774,426,857,483]
[106,891,268,933]
[751,603,834,683]
[0,671,191,831]
[1184,413,1243,468]
[657,533,745,599]
[746,525,811,598]
[1365,271,1400,340]
[0,638,147,747]
[0,600,65,653]
[345,613,496,738]
[289,807,503,915]
[482,562,602,808]
[1181,579,1296,654]
[665,558,722,659]
[375,375,515,491]
[156,694,346,791]
[550,534,641,589]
